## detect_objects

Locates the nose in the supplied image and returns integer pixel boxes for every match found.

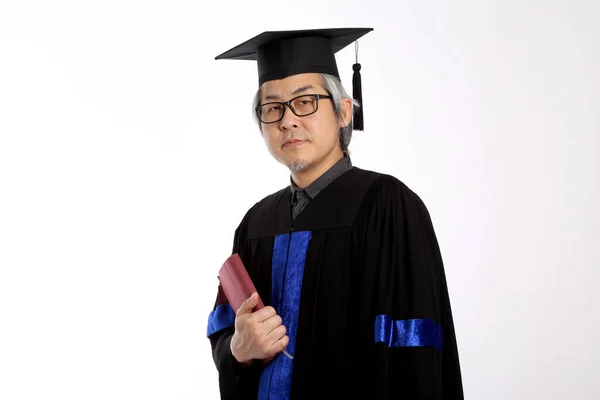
[279,105,299,131]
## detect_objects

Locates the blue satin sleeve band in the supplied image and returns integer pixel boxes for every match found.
[375,315,443,351]
[206,304,236,337]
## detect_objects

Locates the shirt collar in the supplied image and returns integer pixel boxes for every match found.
[290,156,353,200]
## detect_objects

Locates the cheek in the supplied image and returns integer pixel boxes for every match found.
[306,115,339,144]
[262,128,281,149]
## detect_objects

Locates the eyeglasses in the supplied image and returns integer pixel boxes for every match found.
[256,94,332,124]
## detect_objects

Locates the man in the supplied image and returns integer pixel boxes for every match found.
[206,28,464,399]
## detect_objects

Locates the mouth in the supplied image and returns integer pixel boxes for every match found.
[282,139,308,148]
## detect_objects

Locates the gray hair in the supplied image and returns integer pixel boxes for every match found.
[252,73,360,156]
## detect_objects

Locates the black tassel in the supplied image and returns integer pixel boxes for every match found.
[352,40,364,131]
[352,63,364,131]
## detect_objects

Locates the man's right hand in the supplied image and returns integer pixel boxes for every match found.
[230,292,289,365]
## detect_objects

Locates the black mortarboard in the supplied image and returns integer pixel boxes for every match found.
[215,28,373,130]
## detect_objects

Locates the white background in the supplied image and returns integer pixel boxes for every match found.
[1,1,598,399]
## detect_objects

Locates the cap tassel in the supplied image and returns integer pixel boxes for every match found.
[352,41,364,131]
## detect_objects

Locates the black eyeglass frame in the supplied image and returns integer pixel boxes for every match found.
[255,93,333,124]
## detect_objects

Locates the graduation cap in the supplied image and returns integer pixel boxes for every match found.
[215,28,373,131]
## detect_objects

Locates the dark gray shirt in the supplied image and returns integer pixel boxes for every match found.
[290,156,353,219]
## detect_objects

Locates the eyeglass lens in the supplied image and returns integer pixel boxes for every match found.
[258,95,319,123]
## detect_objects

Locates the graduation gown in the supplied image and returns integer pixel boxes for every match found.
[207,166,464,399]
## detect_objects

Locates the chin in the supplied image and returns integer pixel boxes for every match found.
[287,158,311,172]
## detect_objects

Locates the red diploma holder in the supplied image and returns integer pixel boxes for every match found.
[219,253,293,360]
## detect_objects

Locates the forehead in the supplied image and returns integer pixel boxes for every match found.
[260,73,324,101]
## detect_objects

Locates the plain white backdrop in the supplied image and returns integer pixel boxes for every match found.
[1,1,598,399]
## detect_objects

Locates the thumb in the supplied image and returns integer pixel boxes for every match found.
[237,292,258,316]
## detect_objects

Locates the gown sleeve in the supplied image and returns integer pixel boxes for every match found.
[206,207,263,399]
[353,177,464,399]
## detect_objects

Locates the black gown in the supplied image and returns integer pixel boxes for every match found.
[207,167,464,399]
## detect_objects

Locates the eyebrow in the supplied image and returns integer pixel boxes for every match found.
[263,85,315,101]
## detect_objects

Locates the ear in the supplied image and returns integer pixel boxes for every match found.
[339,97,353,128]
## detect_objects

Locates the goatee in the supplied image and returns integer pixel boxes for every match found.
[288,158,310,172]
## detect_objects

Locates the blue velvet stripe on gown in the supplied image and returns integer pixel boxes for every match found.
[258,230,312,400]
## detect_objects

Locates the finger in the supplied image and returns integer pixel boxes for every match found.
[250,305,277,322]
[236,292,258,316]
[260,314,283,332]
[269,335,290,356]
[265,324,287,343]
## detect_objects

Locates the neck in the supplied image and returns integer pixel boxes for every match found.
[291,148,344,188]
